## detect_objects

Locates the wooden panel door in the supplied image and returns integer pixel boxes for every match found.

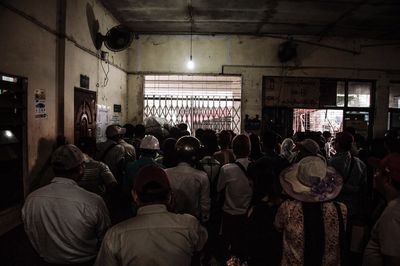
[74,88,96,145]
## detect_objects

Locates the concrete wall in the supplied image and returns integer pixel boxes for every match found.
[0,0,128,233]
[127,35,400,136]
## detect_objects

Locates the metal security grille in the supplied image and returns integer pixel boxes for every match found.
[293,109,343,134]
[144,75,241,133]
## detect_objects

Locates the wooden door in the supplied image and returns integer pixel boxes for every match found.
[74,88,96,145]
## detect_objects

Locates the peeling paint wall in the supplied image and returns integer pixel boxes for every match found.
[127,35,400,137]
[0,0,128,233]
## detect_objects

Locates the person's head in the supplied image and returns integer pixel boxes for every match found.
[51,144,85,181]
[262,130,279,151]
[232,134,251,159]
[140,135,160,158]
[195,128,205,143]
[133,165,171,205]
[169,126,181,140]
[77,137,96,157]
[280,155,343,202]
[106,124,126,141]
[371,153,400,196]
[249,133,261,155]
[345,126,356,136]
[322,131,332,142]
[295,139,321,161]
[134,124,146,139]
[334,131,354,152]
[123,123,135,139]
[218,130,232,149]
[175,136,201,165]
[281,138,295,154]
[202,129,219,156]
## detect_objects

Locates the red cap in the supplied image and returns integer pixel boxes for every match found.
[134,165,171,195]
[369,153,400,183]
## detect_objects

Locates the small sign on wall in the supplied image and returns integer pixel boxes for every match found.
[34,89,47,118]
[114,104,122,112]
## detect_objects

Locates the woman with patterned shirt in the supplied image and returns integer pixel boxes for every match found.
[275,154,347,266]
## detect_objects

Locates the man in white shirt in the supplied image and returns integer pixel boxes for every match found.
[95,165,208,266]
[364,153,400,266]
[22,144,111,265]
[218,134,252,261]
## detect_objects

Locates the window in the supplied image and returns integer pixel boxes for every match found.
[389,83,400,109]
[144,75,242,133]
[348,82,371,107]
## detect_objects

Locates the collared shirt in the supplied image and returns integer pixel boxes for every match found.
[95,204,208,266]
[329,151,367,216]
[22,177,111,264]
[217,158,252,215]
[78,154,117,196]
[96,139,126,181]
[275,200,347,266]
[363,197,400,266]
[119,139,136,162]
[166,162,211,222]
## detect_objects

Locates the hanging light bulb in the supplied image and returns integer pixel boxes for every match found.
[187,55,195,70]
[186,26,195,70]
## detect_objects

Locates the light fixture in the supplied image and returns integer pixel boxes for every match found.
[186,26,195,70]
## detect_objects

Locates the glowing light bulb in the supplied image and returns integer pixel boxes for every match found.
[187,59,195,70]
[5,130,12,138]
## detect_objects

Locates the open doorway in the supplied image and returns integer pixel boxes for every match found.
[293,109,343,134]
[143,75,242,134]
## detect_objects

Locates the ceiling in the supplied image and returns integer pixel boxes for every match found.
[101,0,400,40]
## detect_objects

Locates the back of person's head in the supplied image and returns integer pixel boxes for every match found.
[202,129,219,156]
[135,124,146,138]
[177,123,188,131]
[195,128,205,143]
[77,137,96,157]
[123,123,135,139]
[169,126,181,140]
[232,134,251,158]
[295,139,321,161]
[322,131,332,141]
[218,130,232,149]
[335,131,354,152]
[371,153,400,192]
[345,126,356,136]
[249,133,262,154]
[140,135,160,158]
[106,124,126,140]
[133,165,171,204]
[175,136,201,165]
[262,130,279,151]
[51,144,85,179]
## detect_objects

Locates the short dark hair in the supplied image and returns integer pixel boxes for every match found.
[232,134,251,158]
[136,181,170,203]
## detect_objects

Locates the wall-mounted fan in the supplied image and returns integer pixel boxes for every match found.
[278,40,298,63]
[95,25,133,52]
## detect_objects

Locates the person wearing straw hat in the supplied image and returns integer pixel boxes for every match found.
[275,155,347,265]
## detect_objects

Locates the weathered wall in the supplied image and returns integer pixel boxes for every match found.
[0,0,128,233]
[127,35,400,136]
[64,0,128,142]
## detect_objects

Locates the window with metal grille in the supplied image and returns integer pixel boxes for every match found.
[144,75,242,133]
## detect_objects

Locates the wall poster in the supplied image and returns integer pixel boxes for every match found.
[34,89,47,118]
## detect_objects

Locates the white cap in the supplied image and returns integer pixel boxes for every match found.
[140,135,160,150]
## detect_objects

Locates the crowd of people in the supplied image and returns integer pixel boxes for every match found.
[21,123,400,266]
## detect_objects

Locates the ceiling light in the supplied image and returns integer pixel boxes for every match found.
[187,27,195,70]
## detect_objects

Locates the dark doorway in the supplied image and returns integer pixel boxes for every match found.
[74,88,96,145]
[0,73,27,211]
